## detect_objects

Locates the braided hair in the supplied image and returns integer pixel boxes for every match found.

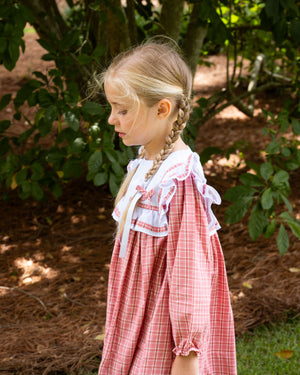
[142,95,191,180]
[97,41,193,232]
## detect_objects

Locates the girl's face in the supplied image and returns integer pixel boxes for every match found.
[105,83,174,160]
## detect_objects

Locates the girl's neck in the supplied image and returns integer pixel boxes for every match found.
[144,138,187,160]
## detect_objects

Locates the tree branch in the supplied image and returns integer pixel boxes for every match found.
[0,286,48,312]
[195,82,292,127]
[22,0,69,41]
[182,3,208,77]
[159,0,185,41]
[126,0,138,45]
[105,0,130,57]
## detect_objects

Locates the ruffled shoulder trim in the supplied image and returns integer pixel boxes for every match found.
[113,148,221,238]
[158,151,221,234]
[127,158,140,172]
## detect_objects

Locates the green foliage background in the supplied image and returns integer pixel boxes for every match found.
[0,0,299,253]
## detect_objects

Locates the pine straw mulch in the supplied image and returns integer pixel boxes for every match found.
[0,160,299,375]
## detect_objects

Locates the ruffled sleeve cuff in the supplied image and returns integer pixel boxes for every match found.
[172,339,201,357]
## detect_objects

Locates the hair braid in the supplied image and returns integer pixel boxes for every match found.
[144,96,191,181]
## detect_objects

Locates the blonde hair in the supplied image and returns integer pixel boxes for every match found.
[96,41,193,233]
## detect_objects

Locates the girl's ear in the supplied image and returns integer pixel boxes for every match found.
[157,99,172,119]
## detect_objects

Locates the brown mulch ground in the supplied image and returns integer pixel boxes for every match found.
[0,32,300,375]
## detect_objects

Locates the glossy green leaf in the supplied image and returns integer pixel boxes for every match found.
[260,162,273,180]
[93,172,108,186]
[19,180,31,199]
[272,170,289,187]
[261,188,274,209]
[265,219,277,238]
[31,181,44,200]
[249,203,269,240]
[105,149,119,164]
[64,108,80,131]
[68,137,86,154]
[88,150,103,174]
[44,105,58,124]
[15,168,28,185]
[280,193,293,212]
[0,120,11,133]
[240,173,264,187]
[62,158,83,179]
[225,197,252,224]
[14,80,42,108]
[111,162,124,178]
[52,182,62,198]
[77,54,91,65]
[291,118,300,135]
[224,185,256,202]
[109,173,120,197]
[0,94,12,111]
[82,102,105,116]
[199,147,223,164]
[31,162,44,181]
[266,140,281,154]
[38,118,52,136]
[0,138,10,157]
[279,212,300,239]
[281,146,291,158]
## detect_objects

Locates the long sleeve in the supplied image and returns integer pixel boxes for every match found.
[166,175,214,357]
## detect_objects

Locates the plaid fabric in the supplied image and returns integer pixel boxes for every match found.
[98,175,237,375]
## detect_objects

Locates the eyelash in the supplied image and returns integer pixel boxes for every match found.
[118,110,127,115]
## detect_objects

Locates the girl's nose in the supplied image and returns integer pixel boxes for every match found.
[108,112,115,125]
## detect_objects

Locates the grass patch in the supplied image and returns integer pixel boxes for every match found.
[236,318,300,374]
[79,319,300,374]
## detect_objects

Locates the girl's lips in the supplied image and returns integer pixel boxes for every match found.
[118,132,125,138]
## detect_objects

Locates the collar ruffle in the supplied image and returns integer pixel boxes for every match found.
[112,148,221,237]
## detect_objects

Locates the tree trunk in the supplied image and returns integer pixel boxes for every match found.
[126,0,138,45]
[159,0,185,41]
[182,3,207,77]
[105,0,131,58]
[22,0,69,41]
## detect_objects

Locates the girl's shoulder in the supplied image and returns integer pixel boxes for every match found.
[159,147,204,186]
[127,147,202,182]
[156,148,221,228]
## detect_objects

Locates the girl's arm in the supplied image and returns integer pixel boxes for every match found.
[171,351,199,375]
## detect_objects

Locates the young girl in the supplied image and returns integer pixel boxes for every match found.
[97,42,237,375]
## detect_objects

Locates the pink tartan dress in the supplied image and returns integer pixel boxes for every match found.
[98,148,237,375]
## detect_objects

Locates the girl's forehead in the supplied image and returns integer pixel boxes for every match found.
[104,82,130,105]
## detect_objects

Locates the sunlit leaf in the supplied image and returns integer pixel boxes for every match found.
[242,282,253,289]
[94,334,105,341]
[289,267,300,273]
[275,350,293,359]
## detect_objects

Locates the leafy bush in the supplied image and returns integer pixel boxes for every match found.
[0,69,133,199]
[224,102,300,254]
[0,0,299,254]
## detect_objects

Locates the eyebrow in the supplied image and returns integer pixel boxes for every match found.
[107,99,123,106]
